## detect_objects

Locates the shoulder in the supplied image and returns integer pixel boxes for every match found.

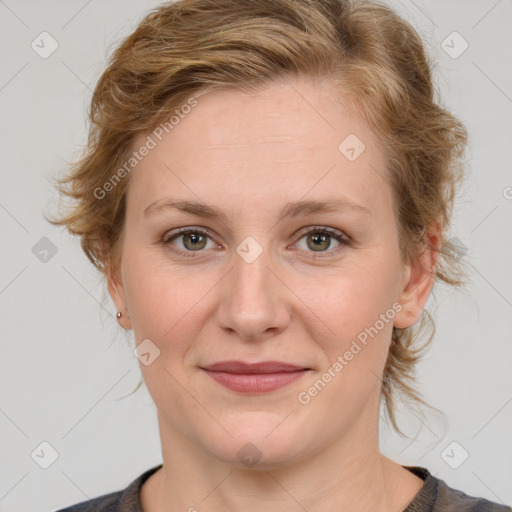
[54,491,122,512]
[435,477,511,512]
[403,466,511,512]
[53,464,163,512]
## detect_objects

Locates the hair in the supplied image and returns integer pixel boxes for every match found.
[47,0,468,436]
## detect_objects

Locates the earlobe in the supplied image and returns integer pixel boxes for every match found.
[393,223,440,330]
[107,267,133,330]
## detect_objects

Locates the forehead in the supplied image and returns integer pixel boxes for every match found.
[126,77,391,219]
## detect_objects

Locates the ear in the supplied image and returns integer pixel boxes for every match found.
[107,264,133,330]
[393,222,441,329]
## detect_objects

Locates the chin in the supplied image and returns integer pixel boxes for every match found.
[200,414,310,469]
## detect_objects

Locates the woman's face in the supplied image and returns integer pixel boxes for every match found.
[109,77,433,468]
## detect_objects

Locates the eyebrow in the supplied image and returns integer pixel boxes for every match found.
[144,197,371,222]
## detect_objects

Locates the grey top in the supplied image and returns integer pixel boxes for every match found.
[54,464,511,512]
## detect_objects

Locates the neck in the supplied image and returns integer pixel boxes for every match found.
[142,407,422,512]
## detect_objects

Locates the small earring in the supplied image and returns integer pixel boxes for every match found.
[116,311,122,319]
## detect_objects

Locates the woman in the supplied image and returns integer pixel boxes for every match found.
[50,0,510,510]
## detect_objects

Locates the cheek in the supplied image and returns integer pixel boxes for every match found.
[123,253,206,412]
[302,283,395,416]
[296,258,399,335]
[122,247,198,340]
[294,258,398,378]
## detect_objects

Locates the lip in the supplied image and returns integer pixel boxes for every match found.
[202,361,308,373]
[199,361,310,393]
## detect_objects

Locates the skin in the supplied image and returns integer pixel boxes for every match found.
[108,76,439,512]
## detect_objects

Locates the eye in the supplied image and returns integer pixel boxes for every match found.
[293,226,350,256]
[162,227,218,257]
[161,225,351,259]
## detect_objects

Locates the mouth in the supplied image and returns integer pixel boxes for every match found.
[199,361,311,393]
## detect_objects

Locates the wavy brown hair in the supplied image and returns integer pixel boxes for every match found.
[47,0,468,436]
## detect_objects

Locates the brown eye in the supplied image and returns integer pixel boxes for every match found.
[306,232,332,251]
[163,228,216,255]
[294,227,349,257]
[182,232,207,251]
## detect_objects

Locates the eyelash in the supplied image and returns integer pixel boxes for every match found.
[160,226,352,259]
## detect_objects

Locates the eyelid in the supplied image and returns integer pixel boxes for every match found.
[162,226,217,243]
[293,225,348,242]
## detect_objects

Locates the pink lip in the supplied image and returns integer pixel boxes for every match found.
[200,361,310,393]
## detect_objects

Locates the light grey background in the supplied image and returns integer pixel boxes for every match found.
[0,1,511,510]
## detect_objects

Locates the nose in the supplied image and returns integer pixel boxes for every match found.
[216,244,291,342]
